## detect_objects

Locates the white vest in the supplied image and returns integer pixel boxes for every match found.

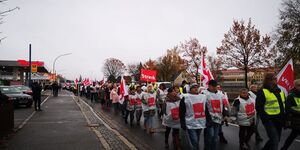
[162,100,181,129]
[237,97,256,126]
[142,92,156,112]
[202,89,224,124]
[157,89,167,104]
[127,94,136,111]
[135,92,143,110]
[183,93,207,129]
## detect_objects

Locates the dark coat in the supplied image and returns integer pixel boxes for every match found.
[32,83,42,99]
[285,88,300,130]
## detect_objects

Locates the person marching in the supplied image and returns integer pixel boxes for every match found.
[281,79,300,150]
[202,80,229,150]
[217,84,230,144]
[135,85,143,125]
[142,84,156,134]
[162,87,182,149]
[110,83,120,115]
[256,73,285,150]
[125,86,136,127]
[248,84,263,142]
[156,83,167,120]
[231,88,256,150]
[179,83,207,150]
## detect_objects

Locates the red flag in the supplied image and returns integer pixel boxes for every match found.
[119,76,128,104]
[200,52,214,87]
[277,59,294,95]
[75,78,78,85]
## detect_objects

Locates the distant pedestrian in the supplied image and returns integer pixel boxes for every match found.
[98,86,106,109]
[231,88,256,150]
[110,84,120,115]
[202,80,229,150]
[163,87,181,149]
[256,73,285,150]
[179,83,207,150]
[135,85,143,124]
[281,79,300,150]
[32,82,42,111]
[125,86,136,126]
[52,82,59,97]
[249,84,263,142]
[142,84,156,134]
[156,83,167,120]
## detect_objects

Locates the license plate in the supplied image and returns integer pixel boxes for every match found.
[19,99,28,103]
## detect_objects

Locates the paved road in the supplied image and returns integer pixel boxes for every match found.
[81,96,300,150]
[4,91,103,150]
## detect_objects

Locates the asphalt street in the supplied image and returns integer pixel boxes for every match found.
[4,90,103,150]
[81,96,300,150]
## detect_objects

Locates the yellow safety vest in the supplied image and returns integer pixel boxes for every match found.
[291,97,300,112]
[263,88,285,115]
[179,87,183,94]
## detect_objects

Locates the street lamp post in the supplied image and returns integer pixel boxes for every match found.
[52,53,72,81]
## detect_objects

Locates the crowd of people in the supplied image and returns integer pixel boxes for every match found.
[77,73,300,150]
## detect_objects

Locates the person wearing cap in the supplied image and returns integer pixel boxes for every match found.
[179,83,207,150]
[162,86,182,149]
[256,73,285,150]
[202,80,229,150]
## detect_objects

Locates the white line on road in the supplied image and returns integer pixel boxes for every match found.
[16,95,51,131]
[75,96,137,150]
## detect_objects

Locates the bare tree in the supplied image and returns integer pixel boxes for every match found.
[102,58,126,79]
[127,62,143,82]
[179,38,207,83]
[217,18,277,88]
[0,0,20,43]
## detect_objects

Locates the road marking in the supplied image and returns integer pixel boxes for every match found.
[76,96,137,150]
[72,96,112,150]
[16,95,50,131]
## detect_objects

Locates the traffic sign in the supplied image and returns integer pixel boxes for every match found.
[32,64,37,73]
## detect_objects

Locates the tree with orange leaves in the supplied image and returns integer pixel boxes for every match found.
[217,18,277,88]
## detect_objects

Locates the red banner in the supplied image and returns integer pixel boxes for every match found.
[140,69,156,82]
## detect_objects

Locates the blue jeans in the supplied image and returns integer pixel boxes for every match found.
[187,129,202,150]
[263,121,282,150]
[144,116,154,128]
[204,123,220,150]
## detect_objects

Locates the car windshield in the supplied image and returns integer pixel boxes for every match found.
[0,87,22,94]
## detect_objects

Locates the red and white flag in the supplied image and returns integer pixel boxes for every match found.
[277,59,294,96]
[199,52,214,87]
[119,76,128,104]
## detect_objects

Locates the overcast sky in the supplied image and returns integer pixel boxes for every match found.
[0,0,282,80]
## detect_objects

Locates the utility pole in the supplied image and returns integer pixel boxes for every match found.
[28,44,32,87]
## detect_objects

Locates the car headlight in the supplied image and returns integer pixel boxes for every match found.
[9,97,17,100]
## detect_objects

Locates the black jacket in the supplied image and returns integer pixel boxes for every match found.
[32,84,42,99]
[285,88,300,129]
[255,86,285,125]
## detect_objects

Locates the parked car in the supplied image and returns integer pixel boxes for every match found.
[0,86,33,107]
[12,85,33,95]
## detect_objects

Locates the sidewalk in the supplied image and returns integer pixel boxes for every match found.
[4,91,103,150]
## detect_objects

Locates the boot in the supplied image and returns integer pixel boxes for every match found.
[173,134,181,150]
[219,133,228,144]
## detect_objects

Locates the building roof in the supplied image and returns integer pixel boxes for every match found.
[0,60,49,73]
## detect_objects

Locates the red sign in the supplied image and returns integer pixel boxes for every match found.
[171,107,180,120]
[148,97,155,107]
[193,103,205,118]
[245,103,255,117]
[17,60,44,67]
[140,69,156,82]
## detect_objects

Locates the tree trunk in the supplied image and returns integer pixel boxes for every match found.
[244,68,248,88]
